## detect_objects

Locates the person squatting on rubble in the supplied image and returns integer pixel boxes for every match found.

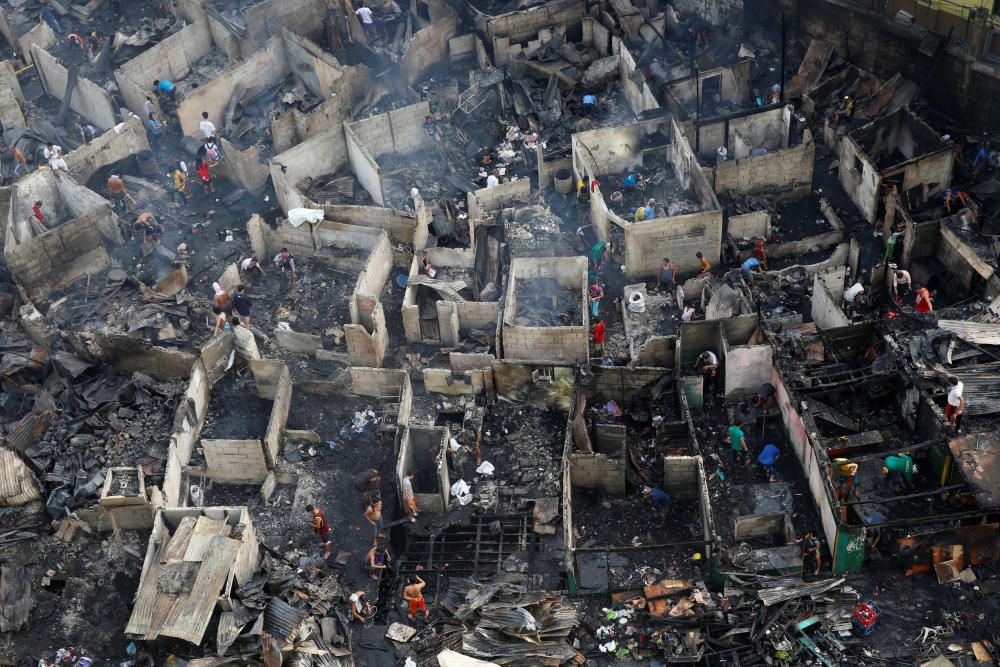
[403,575,428,622]
[758,443,781,482]
[353,467,381,508]
[728,421,748,465]
[882,452,915,493]
[133,212,163,246]
[241,255,267,281]
[364,544,391,581]
[796,530,822,576]
[697,251,711,275]
[752,382,776,415]
[642,486,671,527]
[741,256,763,283]
[349,591,375,623]
[305,504,332,559]
[44,142,67,171]
[107,173,128,214]
[945,376,965,433]
[402,471,418,522]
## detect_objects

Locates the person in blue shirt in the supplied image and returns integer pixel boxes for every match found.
[642,487,671,525]
[758,444,781,482]
[621,173,642,190]
[154,79,175,96]
[644,199,656,220]
[741,256,763,282]
[582,94,597,116]
[147,111,165,147]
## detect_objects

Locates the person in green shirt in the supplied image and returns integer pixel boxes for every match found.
[796,530,822,576]
[883,453,915,492]
[590,241,607,270]
[728,422,748,465]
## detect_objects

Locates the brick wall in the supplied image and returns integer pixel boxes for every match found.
[5,211,110,300]
[321,204,418,249]
[470,178,531,213]
[623,210,724,278]
[400,16,458,85]
[348,101,431,159]
[116,20,214,119]
[662,455,702,501]
[457,301,500,332]
[31,45,116,129]
[0,60,24,131]
[66,117,149,184]
[217,139,270,196]
[264,365,291,465]
[728,211,770,239]
[345,123,383,206]
[353,230,392,299]
[570,452,625,494]
[272,124,349,212]
[202,439,269,482]
[244,0,327,52]
[486,0,585,46]
[19,22,55,67]
[713,131,815,197]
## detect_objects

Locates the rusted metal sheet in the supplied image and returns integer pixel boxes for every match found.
[949,433,1000,508]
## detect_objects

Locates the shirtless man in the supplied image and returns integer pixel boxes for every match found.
[403,575,428,622]
[9,145,28,181]
[363,498,384,547]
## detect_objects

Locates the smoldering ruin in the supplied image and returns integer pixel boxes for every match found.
[1,0,1000,665]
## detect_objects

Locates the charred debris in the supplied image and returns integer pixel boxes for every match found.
[1,0,1000,665]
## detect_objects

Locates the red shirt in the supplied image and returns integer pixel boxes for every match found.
[915,288,932,313]
[198,163,211,181]
[592,320,606,343]
[311,509,330,538]
[32,205,43,222]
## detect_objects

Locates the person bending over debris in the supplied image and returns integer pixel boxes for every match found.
[892,269,911,302]
[729,422,748,465]
[212,282,231,315]
[241,256,267,280]
[107,174,128,214]
[9,145,27,181]
[582,93,598,116]
[681,304,696,322]
[642,486,671,526]
[44,142,67,171]
[402,472,418,522]
[694,350,718,379]
[353,467,382,506]
[365,544,391,580]
[631,206,645,222]
[696,251,711,275]
[364,498,384,547]
[945,377,965,433]
[843,281,865,308]
[882,453,915,493]
[349,591,374,623]
[232,284,253,328]
[213,311,233,336]
[758,443,781,482]
[403,575,428,622]
[620,172,643,190]
[796,530,822,576]
[153,79,176,113]
[305,504,332,559]
[741,256,763,282]
[273,247,299,291]
[591,317,606,356]
[588,280,604,318]
[752,382,776,414]
[831,458,858,501]
[915,285,933,313]
[590,241,607,271]
[134,213,163,245]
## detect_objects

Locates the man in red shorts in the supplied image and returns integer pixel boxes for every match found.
[403,574,428,622]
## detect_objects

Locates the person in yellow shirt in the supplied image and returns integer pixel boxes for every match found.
[831,458,858,500]
[632,206,645,222]
[171,162,188,205]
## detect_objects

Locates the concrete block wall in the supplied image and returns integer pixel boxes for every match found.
[177,35,288,137]
[264,365,292,466]
[401,16,458,85]
[271,124,349,213]
[469,178,531,216]
[200,331,235,384]
[348,101,431,159]
[116,20,214,120]
[353,230,392,300]
[457,301,500,332]
[502,326,589,364]
[217,139,270,196]
[345,123,383,206]
[0,60,24,131]
[485,0,585,47]
[663,455,701,501]
[582,366,672,405]
[724,344,772,399]
[66,117,149,184]
[673,0,742,22]
[728,211,770,239]
[623,210,724,279]
[94,333,197,381]
[838,135,881,223]
[322,204,421,253]
[569,452,625,494]
[423,367,480,396]
[713,131,815,197]
[346,301,388,367]
[31,45,116,129]
[243,0,327,52]
[5,212,110,300]
[19,22,55,67]
[812,273,850,330]
[202,439,269,482]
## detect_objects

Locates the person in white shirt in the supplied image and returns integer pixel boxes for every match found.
[891,269,911,301]
[681,304,696,322]
[241,256,267,279]
[843,282,865,307]
[356,0,375,36]
[946,377,965,433]
[199,111,216,140]
[44,143,67,171]
[143,96,154,120]
[694,350,719,378]
[486,169,499,189]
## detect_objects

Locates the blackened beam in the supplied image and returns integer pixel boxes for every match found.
[574,539,713,553]
[835,438,944,464]
[843,483,966,506]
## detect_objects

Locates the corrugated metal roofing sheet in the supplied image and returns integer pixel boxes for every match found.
[263,596,307,642]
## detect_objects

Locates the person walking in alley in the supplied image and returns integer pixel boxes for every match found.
[305,504,332,559]
[402,471,418,522]
[796,530,822,576]
[107,174,128,214]
[883,452,915,493]
[403,575,428,622]
[172,162,188,205]
[364,498,384,547]
[199,111,216,140]
[273,247,298,292]
[728,421,748,465]
[758,443,781,482]
[196,158,215,195]
[945,376,965,433]
[588,279,604,318]
[591,317,606,357]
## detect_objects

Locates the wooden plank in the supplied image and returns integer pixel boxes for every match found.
[124,533,171,636]
[160,535,240,644]
[160,516,198,563]
[786,39,834,99]
[184,517,228,562]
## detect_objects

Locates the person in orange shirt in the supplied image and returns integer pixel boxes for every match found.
[915,286,933,313]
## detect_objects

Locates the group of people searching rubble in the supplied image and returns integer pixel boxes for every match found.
[305,466,433,625]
